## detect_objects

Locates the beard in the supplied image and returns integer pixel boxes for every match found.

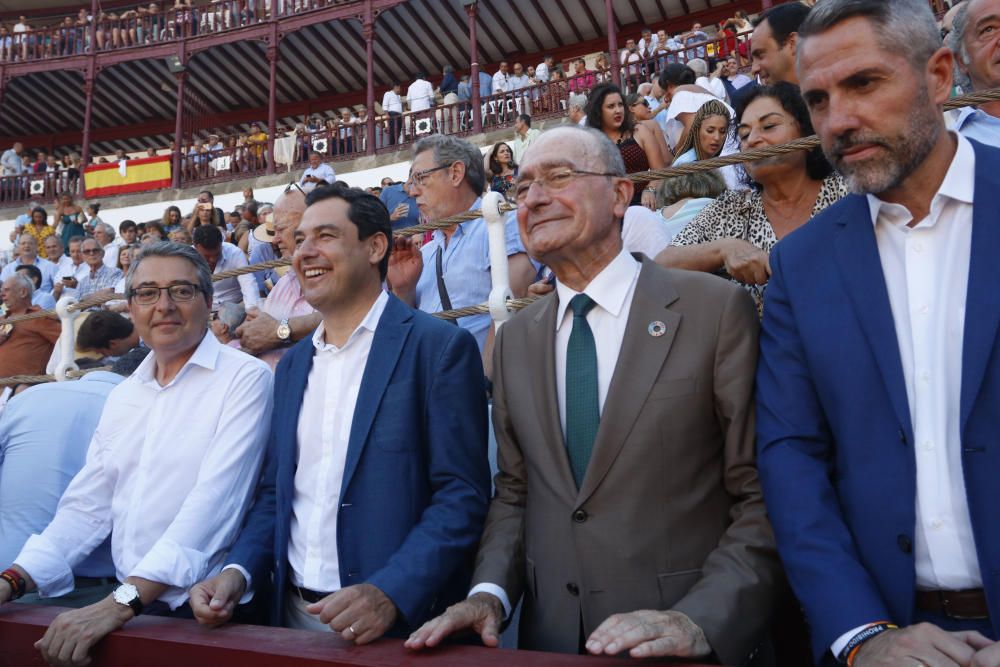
[824,86,941,195]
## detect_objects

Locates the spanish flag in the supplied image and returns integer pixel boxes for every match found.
[84,156,172,198]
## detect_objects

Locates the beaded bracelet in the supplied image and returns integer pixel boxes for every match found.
[0,568,26,601]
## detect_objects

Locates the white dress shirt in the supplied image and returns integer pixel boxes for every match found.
[831,132,981,657]
[382,90,403,114]
[492,70,510,94]
[288,291,389,591]
[534,61,550,83]
[469,250,640,614]
[299,163,337,191]
[406,79,434,112]
[211,241,261,310]
[623,206,673,260]
[53,257,88,298]
[15,333,273,609]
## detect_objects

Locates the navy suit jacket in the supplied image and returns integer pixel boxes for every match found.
[227,294,491,631]
[757,140,1000,662]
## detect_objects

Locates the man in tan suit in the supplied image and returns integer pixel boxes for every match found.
[406,126,781,664]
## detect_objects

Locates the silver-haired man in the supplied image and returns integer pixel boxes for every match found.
[0,242,274,666]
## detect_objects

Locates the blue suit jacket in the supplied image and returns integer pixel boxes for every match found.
[227,294,491,631]
[757,140,1000,662]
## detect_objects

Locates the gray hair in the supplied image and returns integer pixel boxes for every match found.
[687,58,709,77]
[125,241,213,305]
[7,273,34,300]
[16,233,37,247]
[656,171,727,207]
[216,302,246,336]
[799,0,941,73]
[948,1,974,91]
[413,134,486,195]
[568,93,587,111]
[95,222,116,242]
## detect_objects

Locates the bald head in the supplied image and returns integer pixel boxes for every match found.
[523,126,626,175]
[273,189,308,256]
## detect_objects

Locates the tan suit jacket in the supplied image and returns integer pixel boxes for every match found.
[474,257,781,664]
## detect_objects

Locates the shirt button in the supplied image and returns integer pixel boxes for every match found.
[920,372,931,383]
[918,304,930,315]
[912,242,923,253]
[921,440,934,452]
[930,518,944,530]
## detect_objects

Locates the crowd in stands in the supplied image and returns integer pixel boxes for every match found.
[0,0,999,666]
[0,0,341,61]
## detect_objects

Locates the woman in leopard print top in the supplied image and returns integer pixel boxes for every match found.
[656,83,848,316]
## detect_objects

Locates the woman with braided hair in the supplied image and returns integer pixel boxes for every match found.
[671,98,732,165]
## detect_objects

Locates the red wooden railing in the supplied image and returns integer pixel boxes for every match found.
[0,603,669,666]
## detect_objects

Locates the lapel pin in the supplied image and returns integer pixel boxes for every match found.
[648,321,667,337]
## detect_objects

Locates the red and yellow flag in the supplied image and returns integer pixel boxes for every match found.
[84,156,172,198]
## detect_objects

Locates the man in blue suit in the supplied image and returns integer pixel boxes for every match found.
[757,1,1000,666]
[189,183,491,643]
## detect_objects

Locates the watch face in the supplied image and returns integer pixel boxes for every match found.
[114,583,139,604]
[277,323,291,340]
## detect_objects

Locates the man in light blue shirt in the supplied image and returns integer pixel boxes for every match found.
[947,0,1000,148]
[386,135,536,358]
[0,354,146,606]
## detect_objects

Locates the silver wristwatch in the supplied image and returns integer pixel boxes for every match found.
[276,318,291,342]
[112,582,144,616]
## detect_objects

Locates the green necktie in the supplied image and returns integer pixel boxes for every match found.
[565,293,599,488]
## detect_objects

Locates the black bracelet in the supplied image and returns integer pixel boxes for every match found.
[840,621,898,665]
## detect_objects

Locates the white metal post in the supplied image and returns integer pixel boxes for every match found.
[482,191,514,330]
[54,296,81,381]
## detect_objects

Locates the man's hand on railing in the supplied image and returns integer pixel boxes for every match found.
[189,568,247,628]
[305,583,397,645]
[404,592,503,650]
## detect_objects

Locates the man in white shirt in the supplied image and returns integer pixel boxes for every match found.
[299,151,336,192]
[406,126,779,665]
[510,114,541,164]
[381,81,403,145]
[534,54,554,83]
[757,1,1000,665]
[93,222,120,269]
[405,71,434,112]
[508,63,529,90]
[189,184,490,643]
[0,142,24,176]
[192,225,260,310]
[51,235,88,300]
[491,61,510,95]
[0,242,273,666]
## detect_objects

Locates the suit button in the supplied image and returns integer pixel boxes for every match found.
[897,534,912,554]
[566,583,579,596]
[572,509,588,523]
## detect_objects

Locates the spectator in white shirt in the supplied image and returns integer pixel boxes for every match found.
[1,234,56,292]
[405,71,435,112]
[535,54,554,83]
[299,151,336,192]
[0,242,273,667]
[192,225,261,310]
[381,82,403,145]
[492,62,510,94]
[94,222,120,269]
[51,235,88,300]
[508,63,530,90]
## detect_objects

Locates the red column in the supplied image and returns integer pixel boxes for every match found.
[363,1,376,156]
[172,71,186,188]
[80,72,96,196]
[605,0,620,88]
[266,33,279,175]
[466,2,482,134]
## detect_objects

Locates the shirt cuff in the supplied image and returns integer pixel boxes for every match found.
[14,534,76,599]
[831,623,873,660]
[468,583,511,620]
[222,564,255,604]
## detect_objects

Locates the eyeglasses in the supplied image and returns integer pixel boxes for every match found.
[513,168,619,203]
[81,248,103,255]
[128,283,202,305]
[407,163,452,188]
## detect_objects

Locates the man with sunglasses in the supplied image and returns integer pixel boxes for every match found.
[0,242,273,667]
[76,238,122,302]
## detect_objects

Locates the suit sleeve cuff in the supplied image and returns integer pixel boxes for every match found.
[831,623,873,660]
[222,564,254,604]
[468,583,511,620]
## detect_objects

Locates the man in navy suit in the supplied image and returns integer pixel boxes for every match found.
[757,1,1000,665]
[189,184,491,643]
